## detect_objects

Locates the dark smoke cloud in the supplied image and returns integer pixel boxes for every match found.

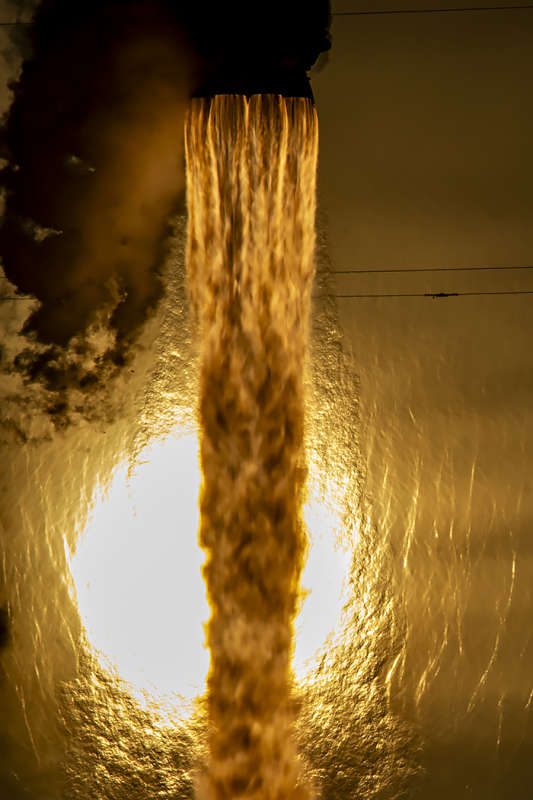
[0,0,330,433]
[1,1,196,342]
[0,1,198,430]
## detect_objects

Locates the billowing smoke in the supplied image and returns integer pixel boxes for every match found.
[0,1,199,434]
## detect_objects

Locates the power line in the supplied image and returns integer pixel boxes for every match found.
[324,265,533,275]
[2,5,528,25]
[332,5,533,16]
[323,289,533,298]
[3,289,532,305]
[1,4,532,26]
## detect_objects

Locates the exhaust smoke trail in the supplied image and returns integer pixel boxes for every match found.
[185,94,318,799]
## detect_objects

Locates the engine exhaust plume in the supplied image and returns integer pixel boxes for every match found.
[186,93,318,800]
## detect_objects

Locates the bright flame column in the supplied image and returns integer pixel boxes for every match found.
[185,94,318,800]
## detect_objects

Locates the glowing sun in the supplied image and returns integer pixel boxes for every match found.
[69,428,352,712]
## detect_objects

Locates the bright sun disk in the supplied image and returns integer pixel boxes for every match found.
[69,428,352,717]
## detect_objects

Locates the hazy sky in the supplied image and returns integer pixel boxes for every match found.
[315,1,533,535]
[314,9,533,793]
[316,2,533,413]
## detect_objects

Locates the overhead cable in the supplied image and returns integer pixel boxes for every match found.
[323,289,533,298]
[324,265,533,275]
[332,5,533,16]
